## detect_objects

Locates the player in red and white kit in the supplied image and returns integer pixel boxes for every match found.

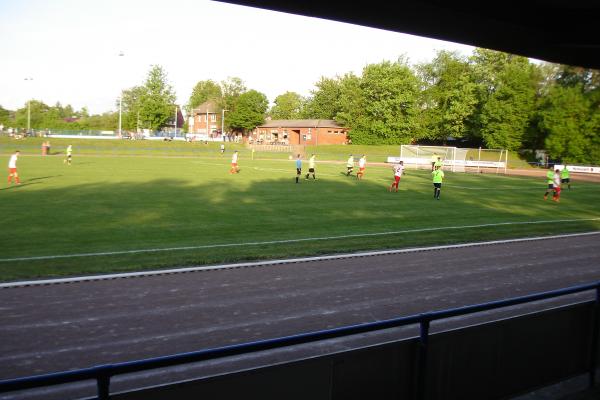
[356,155,366,180]
[389,161,404,192]
[552,168,561,202]
[7,150,20,185]
[230,150,239,174]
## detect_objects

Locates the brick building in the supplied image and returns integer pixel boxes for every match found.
[250,119,348,145]
[188,100,222,137]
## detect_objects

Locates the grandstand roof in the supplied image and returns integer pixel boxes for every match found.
[215,1,600,70]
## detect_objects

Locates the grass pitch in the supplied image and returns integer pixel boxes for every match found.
[1,138,599,281]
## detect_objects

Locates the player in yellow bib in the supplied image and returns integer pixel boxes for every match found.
[305,154,316,180]
[64,145,73,165]
[431,153,438,171]
[432,165,444,200]
[560,167,571,190]
[346,154,354,176]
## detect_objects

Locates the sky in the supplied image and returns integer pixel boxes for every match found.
[0,0,477,116]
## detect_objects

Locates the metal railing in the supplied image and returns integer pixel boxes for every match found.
[1,281,599,400]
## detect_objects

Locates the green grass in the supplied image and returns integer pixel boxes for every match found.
[1,139,599,282]
[1,137,533,167]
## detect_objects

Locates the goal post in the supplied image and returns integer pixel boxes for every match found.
[397,145,460,171]
[391,145,507,173]
[464,147,508,174]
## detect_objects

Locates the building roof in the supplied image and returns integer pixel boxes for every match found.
[258,119,346,129]
[193,100,219,114]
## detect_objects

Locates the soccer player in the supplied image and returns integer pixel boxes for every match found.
[346,154,354,176]
[560,167,571,190]
[431,153,438,171]
[432,164,444,200]
[434,156,443,170]
[552,168,562,202]
[357,155,366,180]
[64,144,72,165]
[295,154,302,183]
[390,161,404,192]
[220,143,225,154]
[230,150,239,174]
[543,165,555,200]
[306,153,316,180]
[7,150,20,184]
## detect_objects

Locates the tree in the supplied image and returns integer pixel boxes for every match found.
[303,77,343,119]
[226,90,268,134]
[334,73,366,139]
[14,100,51,130]
[79,112,118,131]
[345,59,423,144]
[0,105,10,127]
[187,80,222,112]
[79,107,89,119]
[270,92,305,119]
[555,66,600,91]
[469,49,538,150]
[221,77,247,111]
[138,65,177,131]
[538,84,598,164]
[418,50,478,143]
[121,86,145,131]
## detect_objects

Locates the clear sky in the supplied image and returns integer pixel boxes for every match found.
[0,0,476,115]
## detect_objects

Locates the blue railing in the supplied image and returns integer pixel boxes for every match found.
[1,281,599,399]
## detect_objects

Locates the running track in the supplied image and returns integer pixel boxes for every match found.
[1,233,600,399]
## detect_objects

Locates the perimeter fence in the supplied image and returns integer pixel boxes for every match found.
[1,281,598,400]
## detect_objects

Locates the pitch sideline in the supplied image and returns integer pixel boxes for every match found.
[1,217,599,264]
[1,229,599,288]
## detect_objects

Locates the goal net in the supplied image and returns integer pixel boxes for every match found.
[390,145,507,173]
[397,145,461,172]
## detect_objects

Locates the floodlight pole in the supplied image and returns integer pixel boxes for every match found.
[24,77,33,132]
[118,96,122,137]
[221,109,229,139]
[27,101,31,133]
[117,52,124,137]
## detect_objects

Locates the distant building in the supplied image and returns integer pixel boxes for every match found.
[250,119,348,145]
[189,100,222,137]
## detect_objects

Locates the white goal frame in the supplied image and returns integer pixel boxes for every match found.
[388,145,508,174]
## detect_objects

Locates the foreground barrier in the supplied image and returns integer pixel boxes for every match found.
[1,282,599,399]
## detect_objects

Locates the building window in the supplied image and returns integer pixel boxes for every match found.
[211,114,216,122]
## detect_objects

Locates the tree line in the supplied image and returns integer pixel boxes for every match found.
[2,49,598,164]
[271,49,598,164]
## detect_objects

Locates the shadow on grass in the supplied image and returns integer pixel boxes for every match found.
[0,182,41,190]
[1,171,599,280]
[26,175,62,182]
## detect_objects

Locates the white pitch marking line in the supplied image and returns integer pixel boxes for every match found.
[1,230,599,288]
[1,217,599,263]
